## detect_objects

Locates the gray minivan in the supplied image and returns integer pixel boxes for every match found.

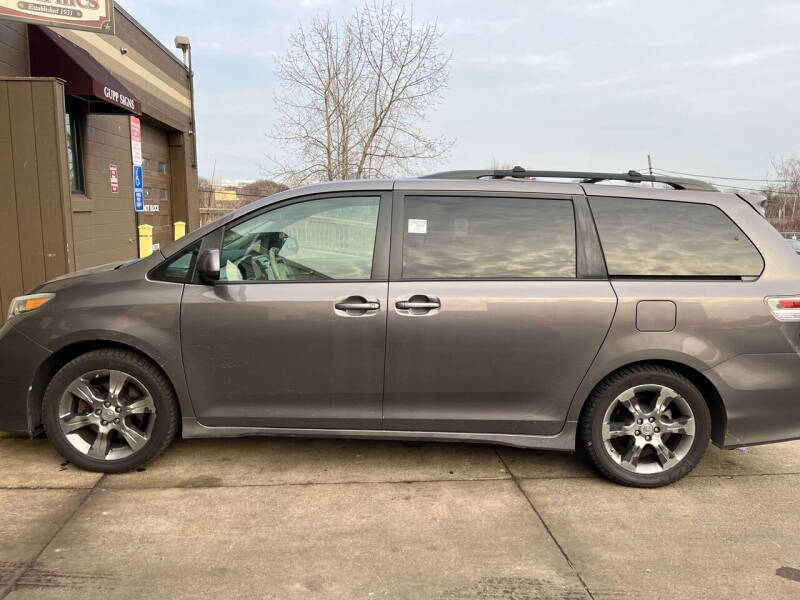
[2,168,799,487]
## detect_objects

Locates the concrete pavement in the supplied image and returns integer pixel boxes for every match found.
[0,432,798,599]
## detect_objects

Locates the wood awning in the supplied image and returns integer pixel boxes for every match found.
[28,25,141,115]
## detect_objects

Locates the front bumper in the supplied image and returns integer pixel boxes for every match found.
[0,321,51,434]
[706,353,800,448]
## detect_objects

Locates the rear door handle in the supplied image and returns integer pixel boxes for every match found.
[395,295,441,314]
[396,301,440,309]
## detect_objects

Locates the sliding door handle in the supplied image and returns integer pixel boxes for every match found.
[395,300,440,310]
[395,295,441,315]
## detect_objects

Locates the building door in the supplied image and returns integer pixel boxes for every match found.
[140,123,173,250]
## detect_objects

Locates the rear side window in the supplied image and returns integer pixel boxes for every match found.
[589,197,763,277]
[402,196,576,279]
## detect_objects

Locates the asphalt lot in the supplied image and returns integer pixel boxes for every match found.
[0,432,799,599]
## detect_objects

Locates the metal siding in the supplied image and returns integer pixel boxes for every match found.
[31,80,68,280]
[7,80,46,291]
[0,81,24,322]
[54,84,75,273]
[0,22,29,77]
[0,79,70,323]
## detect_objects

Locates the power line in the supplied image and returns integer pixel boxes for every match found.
[646,170,797,195]
[650,167,791,183]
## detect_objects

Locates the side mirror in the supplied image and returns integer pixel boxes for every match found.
[197,248,220,283]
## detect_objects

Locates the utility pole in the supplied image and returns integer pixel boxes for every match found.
[647,154,655,188]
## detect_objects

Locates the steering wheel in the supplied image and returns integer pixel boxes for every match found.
[238,255,269,280]
[268,247,289,280]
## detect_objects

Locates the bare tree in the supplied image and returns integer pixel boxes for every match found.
[238,178,288,202]
[270,0,452,184]
[763,156,800,233]
[198,176,214,209]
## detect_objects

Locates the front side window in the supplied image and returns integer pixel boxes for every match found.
[65,99,84,193]
[589,197,764,277]
[150,242,199,283]
[402,196,576,279]
[219,196,380,282]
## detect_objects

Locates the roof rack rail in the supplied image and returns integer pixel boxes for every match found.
[420,166,718,192]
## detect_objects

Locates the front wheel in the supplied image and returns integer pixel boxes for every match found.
[579,365,711,487]
[42,349,178,473]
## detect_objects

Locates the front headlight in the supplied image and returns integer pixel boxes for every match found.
[7,293,55,320]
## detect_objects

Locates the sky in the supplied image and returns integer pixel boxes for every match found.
[127,0,800,187]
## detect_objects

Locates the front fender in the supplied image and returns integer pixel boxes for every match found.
[11,274,197,429]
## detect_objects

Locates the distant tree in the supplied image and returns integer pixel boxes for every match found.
[196,178,286,226]
[198,176,214,209]
[270,0,452,184]
[238,179,288,201]
[763,156,800,233]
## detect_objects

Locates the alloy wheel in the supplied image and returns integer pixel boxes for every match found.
[601,384,696,474]
[57,369,156,461]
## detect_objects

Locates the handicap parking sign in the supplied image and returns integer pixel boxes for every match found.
[133,165,144,212]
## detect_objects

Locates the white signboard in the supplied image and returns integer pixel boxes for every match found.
[130,115,142,167]
[0,0,115,34]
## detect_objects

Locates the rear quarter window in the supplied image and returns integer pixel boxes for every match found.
[589,197,764,277]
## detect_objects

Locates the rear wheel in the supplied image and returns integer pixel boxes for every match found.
[42,349,178,473]
[580,365,711,487]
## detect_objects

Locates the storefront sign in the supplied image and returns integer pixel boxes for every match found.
[0,0,115,34]
[133,165,143,212]
[96,82,137,112]
[109,163,118,193]
[129,116,142,166]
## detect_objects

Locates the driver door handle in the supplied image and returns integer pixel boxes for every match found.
[334,296,381,316]
[335,301,380,311]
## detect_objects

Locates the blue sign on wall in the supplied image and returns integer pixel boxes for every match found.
[133,165,144,212]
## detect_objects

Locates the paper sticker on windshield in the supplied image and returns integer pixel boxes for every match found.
[408,219,427,234]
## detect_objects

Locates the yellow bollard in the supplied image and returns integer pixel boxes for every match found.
[138,224,154,257]
[174,221,186,240]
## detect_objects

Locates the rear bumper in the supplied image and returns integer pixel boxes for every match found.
[0,321,51,434]
[706,353,800,448]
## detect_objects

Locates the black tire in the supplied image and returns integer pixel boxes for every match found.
[579,364,711,488]
[42,348,178,473]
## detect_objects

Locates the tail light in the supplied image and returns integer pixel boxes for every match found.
[766,297,800,322]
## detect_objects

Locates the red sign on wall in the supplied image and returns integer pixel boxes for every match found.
[109,163,119,194]
[130,117,141,142]
[130,116,142,166]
